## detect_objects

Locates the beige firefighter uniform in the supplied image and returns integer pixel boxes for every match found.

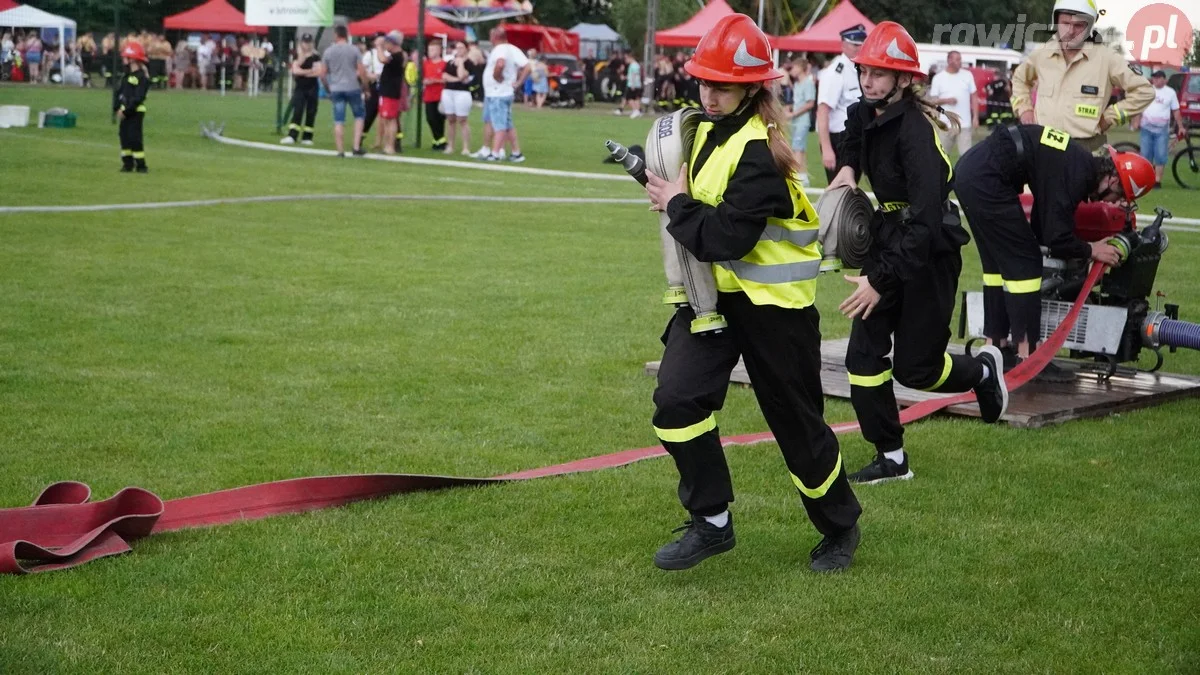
[1011,36,1153,151]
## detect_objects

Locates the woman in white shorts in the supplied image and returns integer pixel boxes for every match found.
[440,41,474,155]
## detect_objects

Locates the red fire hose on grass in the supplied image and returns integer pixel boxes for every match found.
[0,265,1106,575]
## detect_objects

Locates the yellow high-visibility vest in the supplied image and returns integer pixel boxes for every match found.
[689,115,822,309]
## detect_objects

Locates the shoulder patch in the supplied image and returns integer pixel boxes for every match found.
[1128,61,1142,76]
[835,63,844,74]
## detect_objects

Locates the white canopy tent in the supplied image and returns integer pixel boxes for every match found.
[569,22,623,60]
[0,5,77,82]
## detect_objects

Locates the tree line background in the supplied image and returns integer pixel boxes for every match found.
[26,0,1200,66]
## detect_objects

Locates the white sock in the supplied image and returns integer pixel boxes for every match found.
[703,511,729,528]
[883,449,905,465]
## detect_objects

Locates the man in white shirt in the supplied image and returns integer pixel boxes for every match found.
[928,50,978,156]
[196,36,215,89]
[816,24,865,183]
[480,27,530,162]
[1133,70,1185,187]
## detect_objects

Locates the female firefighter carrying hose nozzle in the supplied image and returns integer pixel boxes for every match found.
[826,21,1009,486]
[642,14,862,573]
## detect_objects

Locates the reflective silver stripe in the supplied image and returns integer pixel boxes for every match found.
[760,224,819,247]
[714,259,821,284]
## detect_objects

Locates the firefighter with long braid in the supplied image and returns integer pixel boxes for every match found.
[643,14,862,573]
[826,22,1008,485]
[114,41,151,173]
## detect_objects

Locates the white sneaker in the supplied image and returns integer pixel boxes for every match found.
[508,153,526,163]
[496,149,506,160]
[630,110,643,119]
[461,149,472,156]
[612,109,623,116]
[301,139,314,146]
[280,136,295,145]
[471,147,490,158]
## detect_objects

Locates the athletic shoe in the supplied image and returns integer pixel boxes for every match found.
[848,453,913,485]
[1000,344,1020,372]
[280,136,295,145]
[496,149,506,160]
[470,147,490,158]
[300,139,314,146]
[612,109,623,116]
[484,154,500,162]
[352,147,367,157]
[809,524,860,573]
[630,110,643,119]
[337,152,345,158]
[507,153,526,163]
[1032,360,1076,384]
[653,515,735,571]
[461,149,472,156]
[973,345,1009,423]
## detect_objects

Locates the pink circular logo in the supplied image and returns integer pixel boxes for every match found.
[1125,3,1194,66]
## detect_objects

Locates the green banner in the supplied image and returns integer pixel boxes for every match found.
[246,0,334,27]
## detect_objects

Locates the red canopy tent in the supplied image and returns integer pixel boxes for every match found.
[348,0,466,40]
[773,1,875,53]
[0,0,21,11]
[654,0,739,48]
[500,22,579,57]
[163,0,267,35]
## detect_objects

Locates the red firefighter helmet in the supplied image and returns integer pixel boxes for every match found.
[121,41,148,63]
[684,14,784,83]
[852,21,924,76]
[1106,146,1156,201]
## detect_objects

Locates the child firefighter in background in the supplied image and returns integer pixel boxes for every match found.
[643,14,862,573]
[826,22,1008,485]
[114,41,151,173]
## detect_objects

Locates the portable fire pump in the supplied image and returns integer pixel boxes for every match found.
[959,197,1200,379]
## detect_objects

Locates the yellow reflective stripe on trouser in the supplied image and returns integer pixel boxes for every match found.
[654,414,716,443]
[120,150,132,157]
[132,152,145,159]
[1004,277,1041,293]
[848,369,893,387]
[923,353,954,392]
[982,274,1004,287]
[791,453,843,499]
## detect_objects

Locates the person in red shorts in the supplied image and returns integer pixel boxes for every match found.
[377,30,408,155]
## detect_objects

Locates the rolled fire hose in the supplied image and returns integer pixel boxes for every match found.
[814,185,873,272]
[641,108,727,335]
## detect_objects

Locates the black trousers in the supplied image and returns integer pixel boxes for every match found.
[653,292,861,537]
[846,249,983,455]
[288,88,319,141]
[824,131,845,183]
[363,86,380,134]
[956,143,1043,346]
[118,111,146,168]
[425,100,446,147]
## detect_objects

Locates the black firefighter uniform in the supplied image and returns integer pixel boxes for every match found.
[114,67,150,171]
[1011,35,1153,151]
[654,109,861,538]
[837,97,982,456]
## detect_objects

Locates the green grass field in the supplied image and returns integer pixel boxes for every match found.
[1,84,1199,673]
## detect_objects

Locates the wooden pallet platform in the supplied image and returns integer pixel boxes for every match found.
[644,338,1200,428]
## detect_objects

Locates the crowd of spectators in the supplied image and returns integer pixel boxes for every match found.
[1,29,276,91]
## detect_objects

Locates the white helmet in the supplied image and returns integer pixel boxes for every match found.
[1052,0,1100,29]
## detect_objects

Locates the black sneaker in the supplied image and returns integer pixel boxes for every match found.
[973,345,1009,423]
[1032,360,1076,384]
[848,454,913,485]
[352,147,367,157]
[999,344,1019,372]
[653,514,735,571]
[810,524,860,572]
